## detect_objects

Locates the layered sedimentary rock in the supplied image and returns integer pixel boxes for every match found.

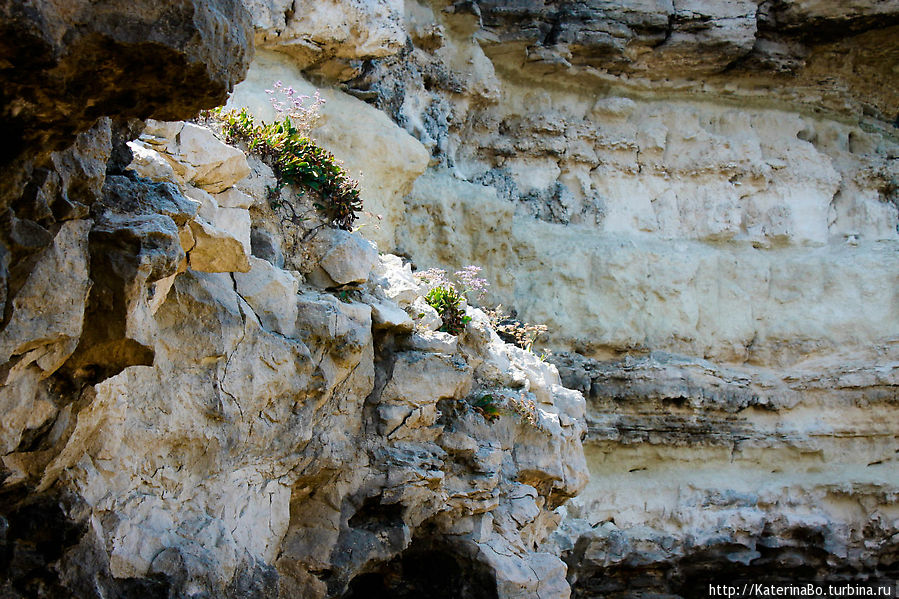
[232,1,899,595]
[2,0,898,597]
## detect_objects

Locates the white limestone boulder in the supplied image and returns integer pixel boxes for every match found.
[313,228,378,286]
[141,120,250,193]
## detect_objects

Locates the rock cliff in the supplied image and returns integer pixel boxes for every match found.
[226,0,899,596]
[0,2,587,598]
[0,1,897,598]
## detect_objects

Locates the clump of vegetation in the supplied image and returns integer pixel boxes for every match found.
[416,265,488,335]
[472,394,502,422]
[508,391,550,434]
[211,82,361,230]
[485,305,550,355]
[468,390,550,432]
[424,285,470,335]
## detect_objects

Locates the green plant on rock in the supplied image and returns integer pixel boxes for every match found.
[212,106,362,230]
[417,266,488,336]
[424,285,470,335]
[472,394,501,422]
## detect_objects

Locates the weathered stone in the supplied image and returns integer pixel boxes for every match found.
[370,254,421,306]
[215,187,255,209]
[0,220,91,365]
[368,296,414,332]
[142,121,252,193]
[185,185,252,257]
[409,296,442,332]
[234,257,299,337]
[188,218,252,273]
[10,0,899,595]
[250,227,285,268]
[61,176,198,380]
[314,228,379,285]
[403,331,458,354]
[126,141,179,183]
[250,0,406,79]
[0,0,253,210]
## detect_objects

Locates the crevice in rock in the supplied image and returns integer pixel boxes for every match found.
[347,495,405,533]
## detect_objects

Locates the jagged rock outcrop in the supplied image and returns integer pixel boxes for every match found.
[0,117,587,597]
[0,0,253,210]
[0,5,589,595]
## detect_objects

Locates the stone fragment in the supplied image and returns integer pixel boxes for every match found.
[403,331,458,354]
[381,352,472,407]
[215,187,255,209]
[126,141,178,182]
[409,296,442,331]
[188,219,251,273]
[142,121,251,193]
[369,297,414,332]
[0,220,91,364]
[235,155,278,202]
[184,186,254,257]
[315,229,379,285]
[370,254,421,305]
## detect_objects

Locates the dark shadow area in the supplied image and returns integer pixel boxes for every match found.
[568,524,899,599]
[342,537,498,599]
[348,495,405,533]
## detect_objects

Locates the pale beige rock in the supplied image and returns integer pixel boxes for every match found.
[187,219,251,273]
[5,2,889,595]
[215,187,255,209]
[185,186,253,256]
[381,352,473,407]
[404,330,457,354]
[141,120,251,193]
[126,141,178,182]
[370,254,421,306]
[409,296,442,332]
[147,273,177,314]
[378,351,472,439]
[234,256,299,337]
[315,228,378,285]
[0,220,91,364]
[235,155,277,203]
[250,0,405,78]
[367,296,414,332]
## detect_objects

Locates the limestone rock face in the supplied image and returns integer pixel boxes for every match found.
[248,0,406,79]
[3,0,898,597]
[227,50,431,250]
[237,0,899,594]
